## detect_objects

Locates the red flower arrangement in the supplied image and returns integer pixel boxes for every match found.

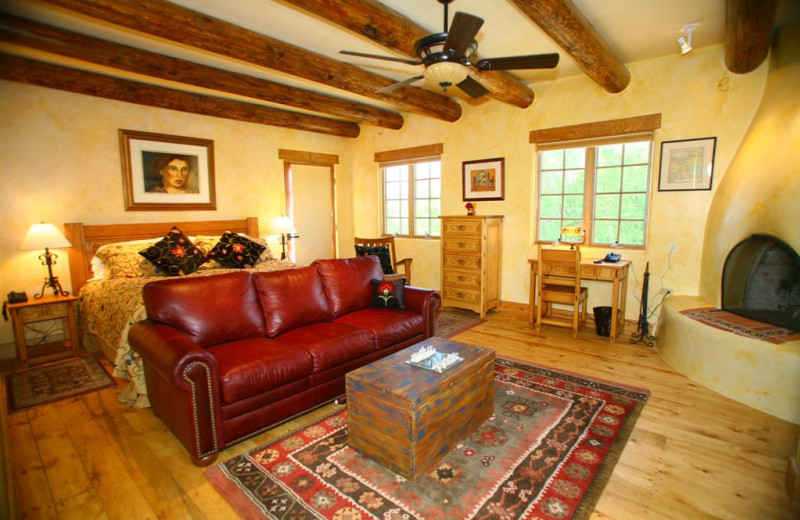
[465,202,476,216]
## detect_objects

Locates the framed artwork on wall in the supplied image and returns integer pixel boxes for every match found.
[658,137,716,191]
[463,157,505,201]
[119,129,217,211]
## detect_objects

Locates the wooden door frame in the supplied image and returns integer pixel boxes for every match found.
[279,149,339,261]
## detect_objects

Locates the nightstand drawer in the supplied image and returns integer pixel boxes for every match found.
[442,220,482,236]
[20,302,69,321]
[443,270,482,288]
[443,255,481,270]
[442,237,482,254]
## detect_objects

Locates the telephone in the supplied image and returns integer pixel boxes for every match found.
[602,253,621,263]
[7,291,28,303]
[3,292,28,321]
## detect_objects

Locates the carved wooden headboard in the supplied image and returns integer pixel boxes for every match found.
[64,217,259,293]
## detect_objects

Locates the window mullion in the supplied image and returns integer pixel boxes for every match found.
[584,147,596,244]
[407,164,415,237]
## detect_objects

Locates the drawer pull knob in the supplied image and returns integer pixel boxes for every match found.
[458,259,465,265]
[457,225,464,230]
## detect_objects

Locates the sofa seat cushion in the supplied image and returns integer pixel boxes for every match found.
[335,309,425,349]
[207,337,312,404]
[275,322,374,373]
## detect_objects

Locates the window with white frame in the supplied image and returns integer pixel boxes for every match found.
[536,136,653,247]
[382,158,442,238]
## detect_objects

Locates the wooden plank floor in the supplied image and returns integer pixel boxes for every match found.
[3,307,799,519]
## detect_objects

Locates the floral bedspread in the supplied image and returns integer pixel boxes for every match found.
[78,260,296,408]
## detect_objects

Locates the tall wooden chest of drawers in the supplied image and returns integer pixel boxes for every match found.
[440,215,503,318]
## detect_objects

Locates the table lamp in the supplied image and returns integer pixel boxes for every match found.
[19,222,73,298]
[559,225,585,250]
[267,215,298,260]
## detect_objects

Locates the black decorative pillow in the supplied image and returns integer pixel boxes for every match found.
[371,278,406,310]
[139,226,207,276]
[355,245,394,275]
[207,231,266,268]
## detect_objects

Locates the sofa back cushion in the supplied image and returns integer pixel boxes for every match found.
[253,266,333,337]
[142,271,265,347]
[312,256,383,318]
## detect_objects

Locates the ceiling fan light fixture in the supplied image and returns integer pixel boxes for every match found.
[424,60,468,92]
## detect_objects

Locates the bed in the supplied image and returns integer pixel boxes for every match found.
[64,218,295,407]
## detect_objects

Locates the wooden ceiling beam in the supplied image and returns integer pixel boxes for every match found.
[0,54,361,138]
[0,14,403,130]
[37,0,462,122]
[279,0,535,109]
[507,0,630,93]
[725,0,778,74]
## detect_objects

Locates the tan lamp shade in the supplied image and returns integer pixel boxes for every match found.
[267,215,297,235]
[19,222,72,250]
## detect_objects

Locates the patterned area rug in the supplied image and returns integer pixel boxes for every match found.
[434,309,486,338]
[6,356,116,413]
[680,307,800,344]
[207,357,649,520]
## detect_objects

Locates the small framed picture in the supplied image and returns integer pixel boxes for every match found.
[119,129,216,211]
[658,137,716,191]
[463,157,505,201]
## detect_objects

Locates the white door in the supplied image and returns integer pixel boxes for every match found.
[288,163,336,265]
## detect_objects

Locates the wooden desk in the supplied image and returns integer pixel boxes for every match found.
[528,258,631,343]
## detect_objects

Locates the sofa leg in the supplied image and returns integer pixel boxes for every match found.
[335,395,347,405]
[191,452,219,467]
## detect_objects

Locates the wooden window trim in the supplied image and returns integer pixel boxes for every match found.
[530,114,661,145]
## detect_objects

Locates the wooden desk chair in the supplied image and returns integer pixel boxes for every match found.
[535,244,589,338]
[354,236,412,285]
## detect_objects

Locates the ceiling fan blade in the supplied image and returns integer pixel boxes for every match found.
[456,76,490,99]
[475,53,560,71]
[340,50,421,66]
[444,12,484,56]
[376,75,424,94]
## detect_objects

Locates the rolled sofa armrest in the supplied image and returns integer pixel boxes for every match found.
[129,319,223,466]
[403,287,442,338]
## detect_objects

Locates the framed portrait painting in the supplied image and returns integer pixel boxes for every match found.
[463,157,505,201]
[119,129,216,210]
[658,137,716,191]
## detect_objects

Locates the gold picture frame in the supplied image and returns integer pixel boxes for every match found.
[120,129,216,211]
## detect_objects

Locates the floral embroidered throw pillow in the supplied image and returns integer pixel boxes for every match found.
[139,226,207,276]
[371,278,406,310]
[207,232,266,268]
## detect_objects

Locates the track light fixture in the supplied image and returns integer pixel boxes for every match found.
[678,23,700,55]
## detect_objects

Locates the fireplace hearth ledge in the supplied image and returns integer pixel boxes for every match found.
[657,295,800,425]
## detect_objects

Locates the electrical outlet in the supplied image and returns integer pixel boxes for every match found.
[669,243,678,254]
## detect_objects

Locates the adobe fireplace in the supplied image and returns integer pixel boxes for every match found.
[722,235,800,331]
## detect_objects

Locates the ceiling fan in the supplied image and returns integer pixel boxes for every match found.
[340,0,559,98]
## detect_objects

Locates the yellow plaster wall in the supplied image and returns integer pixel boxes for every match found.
[700,20,800,305]
[351,44,767,317]
[0,82,352,346]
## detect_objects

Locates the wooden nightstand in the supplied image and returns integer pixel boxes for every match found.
[6,294,80,369]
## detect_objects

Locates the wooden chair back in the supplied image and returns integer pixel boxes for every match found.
[354,236,413,285]
[535,245,588,337]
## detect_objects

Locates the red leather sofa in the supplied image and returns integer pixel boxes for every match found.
[128,256,441,465]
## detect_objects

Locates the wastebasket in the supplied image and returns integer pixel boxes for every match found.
[593,306,612,337]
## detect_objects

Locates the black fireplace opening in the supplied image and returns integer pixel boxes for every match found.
[722,234,800,331]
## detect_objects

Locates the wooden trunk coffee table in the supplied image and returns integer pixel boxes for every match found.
[346,337,495,479]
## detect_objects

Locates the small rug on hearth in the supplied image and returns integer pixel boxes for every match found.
[680,307,800,344]
[6,356,116,413]
[206,357,649,520]
[435,309,486,338]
